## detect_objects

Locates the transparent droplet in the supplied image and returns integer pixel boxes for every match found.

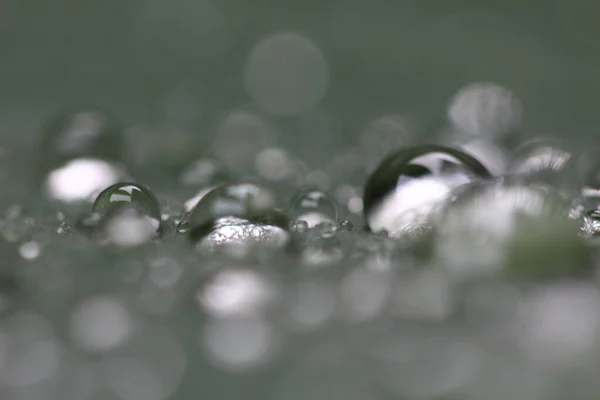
[363,145,491,238]
[93,182,161,222]
[290,190,338,228]
[244,32,329,116]
[187,181,290,253]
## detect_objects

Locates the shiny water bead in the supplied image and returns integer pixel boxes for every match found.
[187,181,290,253]
[289,190,338,228]
[93,182,161,222]
[434,180,590,281]
[363,145,491,238]
[38,109,127,203]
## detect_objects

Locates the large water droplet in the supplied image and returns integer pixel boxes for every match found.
[363,145,490,238]
[187,181,290,254]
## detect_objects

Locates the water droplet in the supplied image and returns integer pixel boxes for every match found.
[93,182,161,222]
[187,181,290,254]
[363,145,491,238]
[290,190,338,228]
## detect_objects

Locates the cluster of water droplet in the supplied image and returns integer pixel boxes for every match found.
[3,80,600,400]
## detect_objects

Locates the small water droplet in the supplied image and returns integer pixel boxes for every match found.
[290,190,338,228]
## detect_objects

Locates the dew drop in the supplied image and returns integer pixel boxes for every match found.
[363,145,490,238]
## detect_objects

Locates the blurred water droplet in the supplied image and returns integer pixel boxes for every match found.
[0,313,62,388]
[244,32,329,116]
[448,82,522,139]
[286,281,336,332]
[102,327,186,400]
[339,267,390,323]
[435,180,588,280]
[255,147,292,181]
[519,283,600,366]
[393,270,452,322]
[179,158,229,188]
[362,329,483,399]
[213,109,276,174]
[1,205,35,242]
[197,268,276,318]
[201,316,277,373]
[69,296,134,353]
[19,241,41,260]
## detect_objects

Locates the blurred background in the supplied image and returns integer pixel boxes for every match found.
[1,0,599,167]
[2,1,600,400]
